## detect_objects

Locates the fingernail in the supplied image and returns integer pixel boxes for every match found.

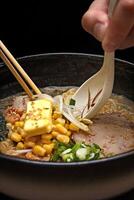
[93,23,108,41]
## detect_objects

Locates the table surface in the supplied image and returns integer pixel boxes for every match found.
[0,190,134,200]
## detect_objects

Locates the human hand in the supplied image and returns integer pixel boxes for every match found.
[82,0,134,52]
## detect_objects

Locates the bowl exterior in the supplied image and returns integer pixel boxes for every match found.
[0,53,134,200]
[0,153,134,200]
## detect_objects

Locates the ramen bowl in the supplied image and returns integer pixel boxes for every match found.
[0,53,134,200]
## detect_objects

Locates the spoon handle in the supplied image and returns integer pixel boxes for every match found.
[103,0,117,66]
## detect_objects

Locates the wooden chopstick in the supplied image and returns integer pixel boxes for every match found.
[0,49,33,99]
[0,40,41,95]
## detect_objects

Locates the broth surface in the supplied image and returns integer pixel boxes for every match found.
[0,87,134,160]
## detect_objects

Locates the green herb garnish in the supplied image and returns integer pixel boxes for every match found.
[51,141,74,161]
[69,98,76,106]
[51,141,101,162]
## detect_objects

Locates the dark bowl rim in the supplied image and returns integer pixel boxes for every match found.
[0,52,134,67]
[0,150,134,167]
[0,52,133,167]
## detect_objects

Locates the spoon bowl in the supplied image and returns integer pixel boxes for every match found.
[72,52,115,118]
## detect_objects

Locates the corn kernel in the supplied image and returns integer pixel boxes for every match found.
[11,132,22,143]
[55,118,65,125]
[55,124,68,135]
[69,123,79,132]
[25,152,40,160]
[41,138,52,144]
[56,134,70,144]
[15,121,24,128]
[16,142,24,150]
[24,141,35,148]
[52,112,62,119]
[17,127,27,138]
[41,134,53,140]
[33,145,46,157]
[43,143,55,154]
[51,131,59,137]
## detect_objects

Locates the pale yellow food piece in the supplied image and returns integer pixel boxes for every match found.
[43,143,55,154]
[11,132,22,142]
[55,118,65,125]
[69,123,79,132]
[24,141,35,148]
[56,134,70,144]
[54,124,68,135]
[14,121,24,128]
[51,131,59,137]
[24,99,52,137]
[16,142,24,150]
[33,145,46,157]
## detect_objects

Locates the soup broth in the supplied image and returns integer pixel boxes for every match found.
[0,87,134,162]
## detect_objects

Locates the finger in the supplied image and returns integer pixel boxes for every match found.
[82,0,110,41]
[119,26,134,49]
[102,0,134,52]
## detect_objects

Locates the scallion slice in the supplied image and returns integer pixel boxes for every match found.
[69,98,76,106]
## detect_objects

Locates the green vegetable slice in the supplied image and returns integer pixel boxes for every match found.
[51,141,74,161]
[69,98,76,106]
[62,153,74,162]
[51,141,102,162]
[76,148,88,160]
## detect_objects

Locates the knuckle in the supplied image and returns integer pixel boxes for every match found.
[81,10,98,33]
[81,12,90,32]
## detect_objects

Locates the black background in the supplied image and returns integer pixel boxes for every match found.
[0,0,133,63]
[0,0,134,199]
[0,190,133,200]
